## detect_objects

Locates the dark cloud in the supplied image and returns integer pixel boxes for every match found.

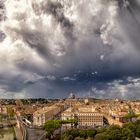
[0,0,140,98]
[22,31,54,63]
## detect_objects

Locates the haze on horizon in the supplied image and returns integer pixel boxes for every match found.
[0,0,140,99]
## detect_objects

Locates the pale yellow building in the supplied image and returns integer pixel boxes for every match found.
[33,103,65,126]
[61,106,104,130]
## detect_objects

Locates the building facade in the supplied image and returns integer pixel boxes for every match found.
[61,106,104,130]
[33,103,65,126]
[77,112,104,127]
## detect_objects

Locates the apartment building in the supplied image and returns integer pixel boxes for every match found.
[77,112,104,127]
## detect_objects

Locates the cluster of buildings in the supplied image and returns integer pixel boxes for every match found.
[1,94,140,130]
[95,99,139,124]
[32,94,140,129]
[33,93,106,129]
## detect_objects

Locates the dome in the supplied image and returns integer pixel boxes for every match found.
[68,93,75,99]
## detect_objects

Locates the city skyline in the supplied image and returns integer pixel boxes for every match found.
[0,0,140,99]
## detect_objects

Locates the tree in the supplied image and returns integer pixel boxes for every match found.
[86,129,97,138]
[108,125,121,130]
[121,127,135,140]
[70,129,79,138]
[107,129,122,140]
[136,124,140,138]
[94,132,110,140]
[43,120,61,139]
[63,135,73,140]
[123,122,136,135]
[135,119,140,125]
[104,125,122,140]
[44,119,78,139]
[74,137,85,140]
[67,135,73,140]
[79,130,87,139]
[96,127,106,133]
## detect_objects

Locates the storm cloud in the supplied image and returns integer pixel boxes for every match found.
[0,0,140,98]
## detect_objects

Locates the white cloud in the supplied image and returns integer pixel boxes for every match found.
[91,77,140,99]
[100,55,104,60]
[13,91,28,99]
[47,75,56,80]
[62,77,76,81]
[23,73,44,84]
[0,87,28,99]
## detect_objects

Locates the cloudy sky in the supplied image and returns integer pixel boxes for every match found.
[0,0,140,99]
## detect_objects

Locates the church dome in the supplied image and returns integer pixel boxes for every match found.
[68,93,75,99]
